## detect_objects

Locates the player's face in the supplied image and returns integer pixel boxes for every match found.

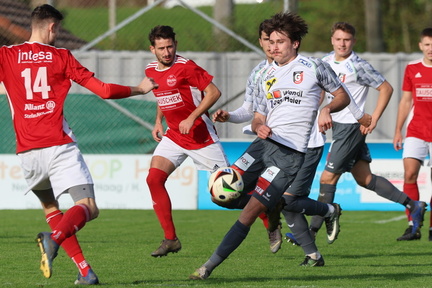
[419,36,432,64]
[258,31,273,61]
[331,29,356,61]
[150,38,177,69]
[269,31,298,66]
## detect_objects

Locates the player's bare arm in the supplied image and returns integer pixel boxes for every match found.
[252,112,271,139]
[393,90,413,150]
[365,80,393,134]
[152,106,164,142]
[319,86,351,133]
[179,82,221,134]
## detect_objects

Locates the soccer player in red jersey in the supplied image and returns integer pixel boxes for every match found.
[0,4,157,284]
[145,25,229,257]
[393,28,432,241]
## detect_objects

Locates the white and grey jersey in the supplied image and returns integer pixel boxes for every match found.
[323,51,386,124]
[229,59,270,123]
[254,54,342,153]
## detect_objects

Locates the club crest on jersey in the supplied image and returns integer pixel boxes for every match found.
[293,71,304,84]
[167,75,177,87]
[266,77,277,92]
[338,73,346,83]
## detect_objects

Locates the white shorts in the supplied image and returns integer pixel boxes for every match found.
[18,143,94,199]
[153,136,229,171]
[402,137,432,166]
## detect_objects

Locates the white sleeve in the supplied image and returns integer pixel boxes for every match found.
[227,100,253,123]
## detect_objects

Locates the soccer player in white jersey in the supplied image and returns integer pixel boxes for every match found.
[0,4,157,284]
[393,28,432,241]
[212,19,285,254]
[145,25,229,257]
[212,19,372,259]
[309,22,427,242]
[189,12,355,279]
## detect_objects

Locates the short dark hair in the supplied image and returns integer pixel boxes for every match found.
[331,22,356,37]
[268,12,308,50]
[31,4,64,26]
[258,19,272,38]
[148,25,176,46]
[420,27,432,40]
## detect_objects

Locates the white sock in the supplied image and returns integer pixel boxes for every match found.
[307,251,321,260]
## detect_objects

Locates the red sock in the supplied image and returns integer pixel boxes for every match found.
[46,210,91,277]
[259,213,269,229]
[51,204,89,245]
[403,182,419,222]
[146,168,176,240]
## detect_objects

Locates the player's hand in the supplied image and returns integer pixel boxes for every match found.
[212,109,230,122]
[318,108,333,134]
[393,132,403,151]
[358,113,372,128]
[139,77,158,94]
[179,118,195,135]
[360,116,377,135]
[256,124,272,139]
[152,122,164,142]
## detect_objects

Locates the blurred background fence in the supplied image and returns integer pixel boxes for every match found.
[0,0,430,154]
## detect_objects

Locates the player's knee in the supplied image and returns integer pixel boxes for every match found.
[89,205,99,220]
[146,168,168,187]
[282,194,296,212]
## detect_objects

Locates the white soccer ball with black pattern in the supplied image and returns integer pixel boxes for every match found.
[208,167,244,203]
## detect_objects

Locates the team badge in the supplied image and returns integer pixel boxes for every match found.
[338,73,346,83]
[167,74,177,87]
[293,71,303,84]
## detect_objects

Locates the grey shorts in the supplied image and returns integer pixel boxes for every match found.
[325,122,371,174]
[285,146,324,197]
[231,138,305,210]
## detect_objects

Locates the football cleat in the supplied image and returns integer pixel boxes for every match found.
[267,224,282,253]
[325,203,342,244]
[74,268,99,285]
[36,232,59,278]
[285,232,300,246]
[411,201,427,235]
[151,238,182,257]
[396,226,421,241]
[300,255,325,267]
[189,266,211,280]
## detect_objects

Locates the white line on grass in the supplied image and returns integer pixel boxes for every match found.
[373,215,406,224]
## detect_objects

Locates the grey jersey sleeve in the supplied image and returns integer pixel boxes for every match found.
[310,57,343,93]
[352,56,386,89]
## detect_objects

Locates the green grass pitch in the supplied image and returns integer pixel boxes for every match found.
[1,209,431,287]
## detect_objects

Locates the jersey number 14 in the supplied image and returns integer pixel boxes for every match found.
[21,67,51,100]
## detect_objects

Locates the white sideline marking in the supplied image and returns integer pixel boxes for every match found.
[373,215,406,224]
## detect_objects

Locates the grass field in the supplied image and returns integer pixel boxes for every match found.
[1,209,431,287]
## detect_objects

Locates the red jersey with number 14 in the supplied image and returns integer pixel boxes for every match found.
[145,55,220,150]
[402,59,432,141]
[0,42,95,153]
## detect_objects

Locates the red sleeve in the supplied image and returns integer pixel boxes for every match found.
[83,77,132,99]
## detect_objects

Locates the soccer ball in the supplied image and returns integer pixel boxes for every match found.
[208,167,244,203]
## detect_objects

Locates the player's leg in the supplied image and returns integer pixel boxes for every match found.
[399,137,428,240]
[309,170,341,237]
[309,123,361,237]
[352,159,427,238]
[283,210,325,266]
[34,186,98,284]
[190,139,302,280]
